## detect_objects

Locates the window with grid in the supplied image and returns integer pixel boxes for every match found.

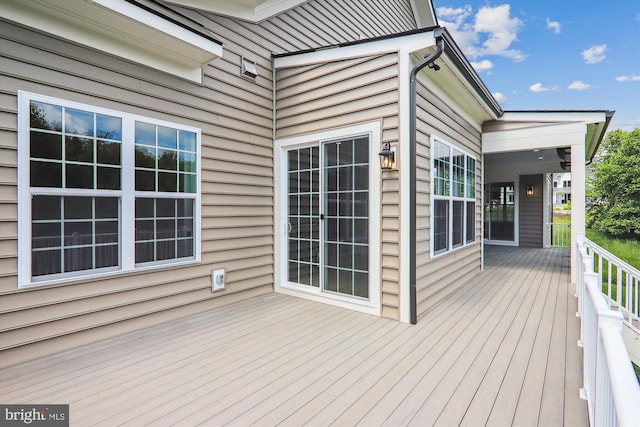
[431,136,476,257]
[19,92,200,286]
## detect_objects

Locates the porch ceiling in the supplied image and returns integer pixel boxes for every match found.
[484,148,569,174]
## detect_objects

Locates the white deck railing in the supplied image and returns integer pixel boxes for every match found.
[545,222,571,248]
[577,234,640,427]
[582,238,640,333]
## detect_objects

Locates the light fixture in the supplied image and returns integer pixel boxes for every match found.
[241,57,258,79]
[526,185,534,197]
[378,142,395,170]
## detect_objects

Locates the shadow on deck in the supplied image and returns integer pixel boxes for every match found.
[0,246,586,426]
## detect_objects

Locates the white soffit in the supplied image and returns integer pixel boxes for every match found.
[165,0,307,22]
[2,0,223,83]
[483,122,587,154]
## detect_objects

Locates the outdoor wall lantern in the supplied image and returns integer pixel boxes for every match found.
[378,142,395,170]
[526,185,534,197]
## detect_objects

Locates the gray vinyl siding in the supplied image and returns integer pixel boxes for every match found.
[275,53,401,319]
[414,79,483,319]
[0,0,420,367]
[519,174,544,248]
[0,20,275,368]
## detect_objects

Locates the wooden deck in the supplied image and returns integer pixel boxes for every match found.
[0,246,587,426]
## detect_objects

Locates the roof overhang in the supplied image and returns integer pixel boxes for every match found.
[410,0,438,28]
[484,111,615,161]
[1,0,223,83]
[164,0,308,22]
[273,27,502,125]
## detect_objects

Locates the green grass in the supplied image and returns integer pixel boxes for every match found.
[586,229,640,270]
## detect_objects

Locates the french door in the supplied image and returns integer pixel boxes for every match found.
[484,182,515,242]
[286,136,369,299]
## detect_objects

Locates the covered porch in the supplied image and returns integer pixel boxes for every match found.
[0,246,586,425]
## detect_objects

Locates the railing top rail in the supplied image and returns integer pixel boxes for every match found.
[583,237,640,278]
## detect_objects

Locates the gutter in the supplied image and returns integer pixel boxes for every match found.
[409,28,445,325]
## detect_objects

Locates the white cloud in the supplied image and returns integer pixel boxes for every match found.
[475,5,525,61]
[581,44,607,64]
[492,92,507,104]
[616,75,640,82]
[529,83,548,92]
[436,4,525,61]
[529,83,560,92]
[471,59,494,72]
[546,18,561,34]
[568,80,591,90]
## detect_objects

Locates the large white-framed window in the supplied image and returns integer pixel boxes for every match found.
[17,91,201,287]
[274,122,381,316]
[431,135,477,257]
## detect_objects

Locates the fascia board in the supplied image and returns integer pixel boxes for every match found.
[164,0,307,22]
[501,111,607,125]
[2,0,222,83]
[483,122,587,154]
[274,31,437,69]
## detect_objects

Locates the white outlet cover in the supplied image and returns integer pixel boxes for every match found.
[212,269,225,291]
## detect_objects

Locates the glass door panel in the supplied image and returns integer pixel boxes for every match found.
[484,182,515,241]
[287,147,320,287]
[323,138,369,298]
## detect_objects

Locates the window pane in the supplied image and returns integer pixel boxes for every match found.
[96,115,122,140]
[135,170,155,191]
[97,166,120,190]
[65,108,94,136]
[64,221,92,245]
[179,130,196,152]
[135,122,156,146]
[158,126,177,149]
[32,223,61,248]
[98,141,121,165]
[135,198,194,264]
[466,157,476,199]
[30,131,62,160]
[179,152,196,172]
[135,146,156,168]
[453,200,464,247]
[65,197,92,219]
[30,161,61,187]
[179,174,196,193]
[33,196,61,220]
[65,136,93,162]
[433,141,450,196]
[32,250,62,276]
[158,149,177,171]
[30,101,62,131]
[158,172,177,192]
[66,164,94,189]
[466,201,475,243]
[434,199,449,252]
[452,150,464,197]
[96,245,119,268]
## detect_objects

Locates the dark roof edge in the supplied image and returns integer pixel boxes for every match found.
[127,0,223,46]
[588,110,615,161]
[503,109,616,114]
[439,28,503,118]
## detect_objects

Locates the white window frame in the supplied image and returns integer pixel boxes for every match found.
[430,135,477,258]
[17,91,201,288]
[274,122,381,316]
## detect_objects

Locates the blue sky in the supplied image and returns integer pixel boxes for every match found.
[433,0,640,131]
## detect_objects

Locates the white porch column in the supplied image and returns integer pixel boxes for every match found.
[571,127,587,284]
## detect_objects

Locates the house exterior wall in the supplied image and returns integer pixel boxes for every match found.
[0,0,419,367]
[275,53,402,319]
[519,174,544,248]
[414,79,483,318]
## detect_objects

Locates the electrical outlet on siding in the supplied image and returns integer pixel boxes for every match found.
[212,269,225,291]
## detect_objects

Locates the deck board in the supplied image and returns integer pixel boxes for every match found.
[0,247,587,426]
